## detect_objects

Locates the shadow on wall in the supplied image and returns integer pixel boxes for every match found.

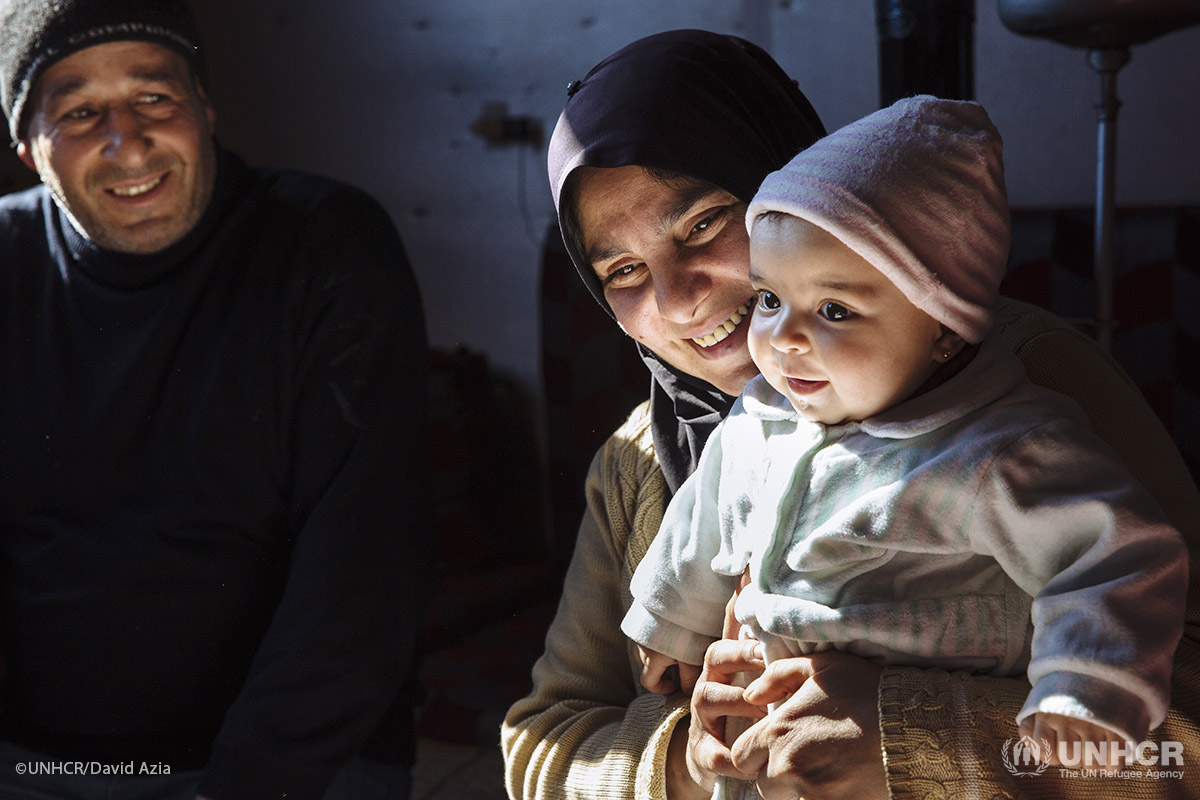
[424,346,554,651]
[418,347,559,746]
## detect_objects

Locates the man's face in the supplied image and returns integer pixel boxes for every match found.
[17,40,217,254]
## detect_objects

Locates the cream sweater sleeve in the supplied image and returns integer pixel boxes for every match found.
[502,403,689,800]
[880,641,1200,800]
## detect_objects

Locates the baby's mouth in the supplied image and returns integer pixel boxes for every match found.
[692,300,753,348]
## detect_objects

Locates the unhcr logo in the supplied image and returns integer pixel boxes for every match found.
[1002,736,1052,776]
[1003,735,1187,780]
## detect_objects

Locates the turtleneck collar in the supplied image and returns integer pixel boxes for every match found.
[56,142,242,289]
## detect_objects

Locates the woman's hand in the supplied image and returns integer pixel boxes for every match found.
[676,637,767,797]
[730,652,889,800]
[665,716,715,800]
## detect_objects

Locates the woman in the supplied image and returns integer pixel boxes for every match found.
[502,29,1200,800]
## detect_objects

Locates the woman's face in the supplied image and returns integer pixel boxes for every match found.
[573,165,758,396]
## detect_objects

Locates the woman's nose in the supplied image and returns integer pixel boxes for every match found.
[652,250,714,324]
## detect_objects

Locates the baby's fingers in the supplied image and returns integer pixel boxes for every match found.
[639,659,676,695]
[678,661,701,694]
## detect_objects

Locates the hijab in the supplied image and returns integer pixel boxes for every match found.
[547,29,826,493]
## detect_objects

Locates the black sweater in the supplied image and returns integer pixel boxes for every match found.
[0,147,430,800]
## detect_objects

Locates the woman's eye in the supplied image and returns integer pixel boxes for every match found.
[603,262,644,286]
[690,208,727,237]
[758,291,780,310]
[820,302,852,321]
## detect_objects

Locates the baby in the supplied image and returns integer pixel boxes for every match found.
[620,96,1187,781]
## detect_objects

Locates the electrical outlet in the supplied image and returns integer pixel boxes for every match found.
[470,101,543,148]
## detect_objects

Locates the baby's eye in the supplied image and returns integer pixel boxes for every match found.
[758,291,780,310]
[820,302,852,321]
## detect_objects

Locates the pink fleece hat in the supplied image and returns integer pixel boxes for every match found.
[746,95,1009,343]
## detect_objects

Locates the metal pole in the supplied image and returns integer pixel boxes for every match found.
[875,0,976,106]
[1088,46,1129,354]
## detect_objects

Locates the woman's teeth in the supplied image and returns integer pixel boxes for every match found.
[110,175,164,197]
[693,302,751,348]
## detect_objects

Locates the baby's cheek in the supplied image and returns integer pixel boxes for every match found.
[756,363,788,399]
[747,322,773,370]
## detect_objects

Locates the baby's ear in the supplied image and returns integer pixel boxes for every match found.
[932,325,967,364]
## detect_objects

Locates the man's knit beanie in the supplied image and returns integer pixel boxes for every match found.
[0,0,205,141]
[746,95,1009,343]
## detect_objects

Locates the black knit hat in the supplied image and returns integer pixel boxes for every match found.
[0,0,205,141]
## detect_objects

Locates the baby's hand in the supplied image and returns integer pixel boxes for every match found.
[1020,713,1129,767]
[635,643,700,695]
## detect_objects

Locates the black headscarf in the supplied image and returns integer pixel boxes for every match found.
[548,29,826,493]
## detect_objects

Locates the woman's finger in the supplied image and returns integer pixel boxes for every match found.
[702,638,765,683]
[694,639,767,739]
[687,712,760,783]
[742,654,819,706]
[729,652,889,800]
[727,714,772,775]
[693,677,765,739]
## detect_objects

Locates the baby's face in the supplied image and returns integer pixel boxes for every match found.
[747,214,948,425]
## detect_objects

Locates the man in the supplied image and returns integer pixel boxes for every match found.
[0,1,431,799]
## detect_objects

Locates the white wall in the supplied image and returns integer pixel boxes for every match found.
[712,2,1200,207]
[191,0,1200,404]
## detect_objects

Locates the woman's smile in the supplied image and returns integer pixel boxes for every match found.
[691,299,753,348]
[573,165,761,396]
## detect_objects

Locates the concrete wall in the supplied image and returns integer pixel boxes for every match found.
[6,1,1198,406]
